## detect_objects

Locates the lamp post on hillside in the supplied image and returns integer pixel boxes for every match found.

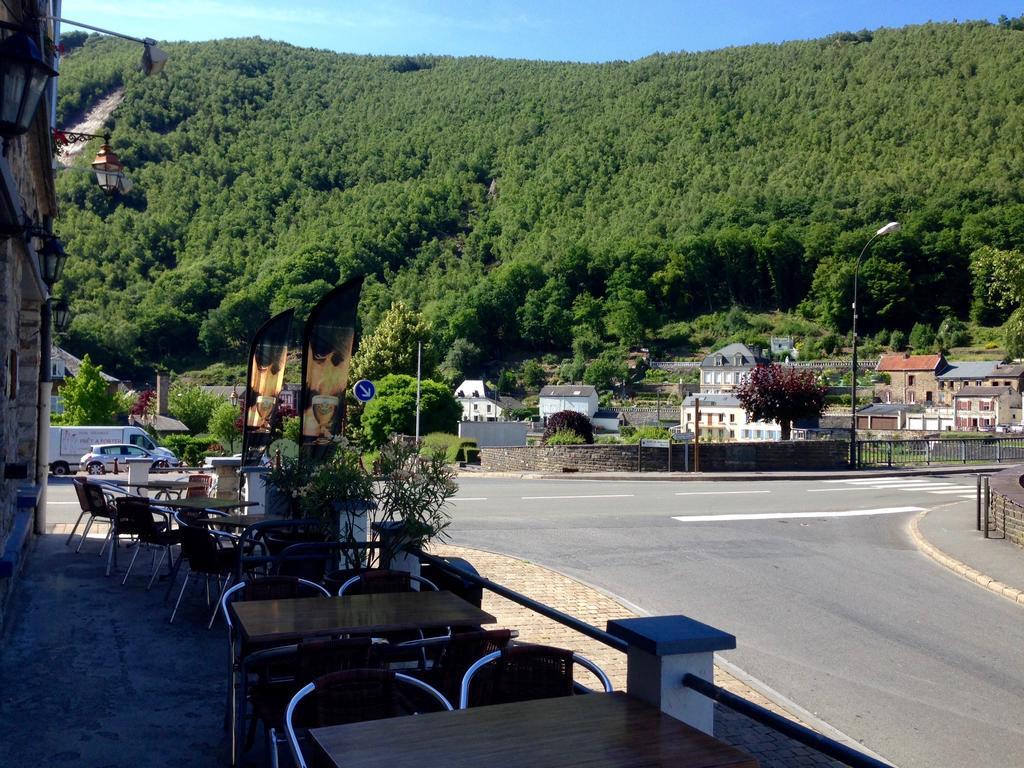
[850,221,901,468]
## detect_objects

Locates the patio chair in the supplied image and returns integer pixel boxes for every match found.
[169,511,242,626]
[283,669,453,768]
[114,496,180,590]
[414,628,514,704]
[67,478,119,555]
[185,473,213,498]
[458,643,613,709]
[245,637,383,767]
[336,568,440,596]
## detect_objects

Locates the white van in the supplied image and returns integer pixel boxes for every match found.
[48,425,177,475]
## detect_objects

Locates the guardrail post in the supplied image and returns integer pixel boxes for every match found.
[982,476,990,538]
[961,440,967,464]
[997,440,1002,463]
[607,615,736,736]
[925,440,931,466]
[887,441,892,468]
[977,475,983,531]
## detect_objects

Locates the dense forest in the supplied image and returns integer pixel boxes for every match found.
[52,20,1024,380]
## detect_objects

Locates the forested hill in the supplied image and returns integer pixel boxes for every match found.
[54,21,1024,378]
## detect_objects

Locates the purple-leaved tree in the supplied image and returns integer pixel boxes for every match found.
[735,364,827,440]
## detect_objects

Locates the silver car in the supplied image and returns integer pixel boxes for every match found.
[79,443,180,474]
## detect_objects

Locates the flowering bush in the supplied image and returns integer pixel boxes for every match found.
[542,410,594,444]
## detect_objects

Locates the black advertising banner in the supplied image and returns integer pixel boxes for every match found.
[241,309,294,466]
[299,277,363,459]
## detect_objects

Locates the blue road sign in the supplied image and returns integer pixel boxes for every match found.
[353,379,376,403]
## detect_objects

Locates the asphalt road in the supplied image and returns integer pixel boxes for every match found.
[446,474,1024,768]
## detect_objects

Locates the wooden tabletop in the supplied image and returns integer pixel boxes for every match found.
[156,497,258,511]
[309,692,757,768]
[229,590,496,646]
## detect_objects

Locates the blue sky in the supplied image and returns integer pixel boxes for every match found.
[62,1,1016,61]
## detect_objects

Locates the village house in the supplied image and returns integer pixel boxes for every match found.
[935,361,998,405]
[698,343,769,394]
[875,353,948,405]
[538,384,599,421]
[953,386,1023,431]
[984,362,1024,391]
[455,379,523,422]
[680,393,781,442]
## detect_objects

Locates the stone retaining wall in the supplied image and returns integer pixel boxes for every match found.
[988,468,1024,548]
[481,440,848,473]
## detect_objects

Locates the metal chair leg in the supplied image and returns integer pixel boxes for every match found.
[75,516,95,553]
[169,571,192,624]
[208,574,233,630]
[122,544,142,585]
[66,511,88,546]
[98,525,112,556]
[147,548,168,591]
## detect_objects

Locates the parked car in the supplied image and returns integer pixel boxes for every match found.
[79,443,180,474]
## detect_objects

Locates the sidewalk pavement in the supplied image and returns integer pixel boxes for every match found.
[18,465,1024,768]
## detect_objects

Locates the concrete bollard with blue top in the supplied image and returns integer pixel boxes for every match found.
[607,615,736,735]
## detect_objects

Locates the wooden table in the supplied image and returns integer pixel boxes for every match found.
[309,692,758,768]
[229,590,496,646]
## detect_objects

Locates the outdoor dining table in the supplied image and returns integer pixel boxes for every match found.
[108,478,190,499]
[228,589,496,646]
[308,691,759,768]
[228,590,497,766]
[156,497,259,513]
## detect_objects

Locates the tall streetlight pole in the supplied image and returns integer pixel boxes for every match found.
[850,221,901,468]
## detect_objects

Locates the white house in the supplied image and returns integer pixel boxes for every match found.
[680,393,781,442]
[538,384,599,421]
[454,379,523,422]
[698,343,769,394]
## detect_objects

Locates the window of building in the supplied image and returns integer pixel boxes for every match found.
[907,375,916,386]
[907,391,916,404]
[714,372,723,384]
[704,373,712,384]
[486,404,492,412]
[729,413,735,422]
[472,403,478,410]
[717,413,724,423]
[925,391,932,402]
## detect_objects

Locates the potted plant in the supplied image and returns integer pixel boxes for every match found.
[372,437,457,577]
[265,440,376,567]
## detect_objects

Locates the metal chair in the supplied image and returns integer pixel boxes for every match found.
[113,497,180,589]
[417,628,513,704]
[459,643,613,709]
[336,568,440,596]
[169,510,241,626]
[67,479,117,554]
[283,669,453,768]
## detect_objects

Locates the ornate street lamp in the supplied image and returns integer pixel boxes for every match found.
[850,221,901,468]
[38,233,67,286]
[53,130,126,194]
[51,298,70,332]
[0,30,57,139]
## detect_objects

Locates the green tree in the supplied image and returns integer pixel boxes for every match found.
[889,329,907,351]
[909,323,935,352]
[584,351,627,393]
[168,384,224,434]
[438,338,482,386]
[520,359,547,390]
[56,355,117,425]
[360,374,461,448]
[208,401,242,453]
[351,302,435,383]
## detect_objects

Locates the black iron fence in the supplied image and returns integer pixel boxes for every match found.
[857,436,1024,468]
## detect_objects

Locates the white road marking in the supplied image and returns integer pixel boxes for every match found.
[674,490,771,496]
[520,494,635,500]
[672,506,923,523]
[807,488,858,493]
[825,478,939,485]
[925,488,979,495]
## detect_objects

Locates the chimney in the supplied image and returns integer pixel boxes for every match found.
[156,373,170,416]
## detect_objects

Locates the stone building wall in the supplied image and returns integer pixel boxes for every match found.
[481,440,849,473]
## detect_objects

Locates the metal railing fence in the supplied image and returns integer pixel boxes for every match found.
[857,436,1024,468]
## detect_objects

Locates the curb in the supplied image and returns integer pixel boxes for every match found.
[460,466,1011,482]
[908,509,1024,607]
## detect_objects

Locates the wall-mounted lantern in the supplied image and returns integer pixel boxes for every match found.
[0,30,57,138]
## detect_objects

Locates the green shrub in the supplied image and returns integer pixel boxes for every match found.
[621,425,671,444]
[545,429,586,445]
[161,434,221,466]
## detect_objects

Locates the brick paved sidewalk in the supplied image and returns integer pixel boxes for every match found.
[430,543,860,768]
